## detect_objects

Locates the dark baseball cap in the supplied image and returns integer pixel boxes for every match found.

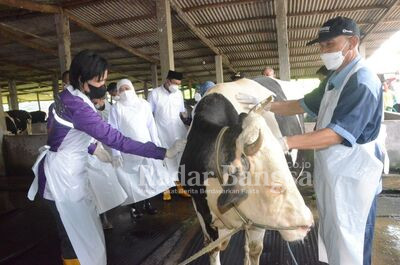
[307,16,360,46]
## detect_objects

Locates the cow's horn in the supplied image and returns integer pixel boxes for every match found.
[244,129,263,156]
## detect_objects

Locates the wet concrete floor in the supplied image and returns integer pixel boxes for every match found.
[0,175,399,264]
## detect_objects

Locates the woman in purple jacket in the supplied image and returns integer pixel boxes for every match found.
[27,50,185,265]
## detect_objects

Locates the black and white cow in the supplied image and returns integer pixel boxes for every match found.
[5,110,32,135]
[179,78,313,265]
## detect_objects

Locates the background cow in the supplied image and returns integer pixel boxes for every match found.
[180,78,313,265]
[5,110,32,135]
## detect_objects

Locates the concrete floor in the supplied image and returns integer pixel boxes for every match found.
[0,175,399,265]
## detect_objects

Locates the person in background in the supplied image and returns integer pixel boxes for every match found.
[382,80,395,111]
[27,50,186,265]
[147,70,190,201]
[110,79,177,218]
[107,82,119,103]
[194,81,216,102]
[62,70,70,89]
[262,66,275,77]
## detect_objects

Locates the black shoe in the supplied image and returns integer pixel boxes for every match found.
[100,213,113,230]
[143,201,158,215]
[130,207,143,219]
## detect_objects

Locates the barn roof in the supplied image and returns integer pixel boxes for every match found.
[0,0,399,101]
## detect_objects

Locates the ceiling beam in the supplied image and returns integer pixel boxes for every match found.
[362,0,400,41]
[0,59,54,73]
[0,23,58,56]
[197,16,275,28]
[169,0,235,73]
[93,13,155,28]
[0,0,59,13]
[182,0,270,12]
[287,4,389,17]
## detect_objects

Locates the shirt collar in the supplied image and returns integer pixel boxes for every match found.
[328,55,361,89]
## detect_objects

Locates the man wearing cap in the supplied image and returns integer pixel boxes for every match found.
[237,17,384,265]
[148,70,190,200]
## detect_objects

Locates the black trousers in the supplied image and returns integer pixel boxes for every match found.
[46,199,77,259]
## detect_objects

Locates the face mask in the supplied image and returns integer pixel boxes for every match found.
[169,84,179,92]
[113,95,120,101]
[194,92,202,102]
[320,42,349,71]
[86,83,106,99]
[119,90,137,104]
[95,103,105,111]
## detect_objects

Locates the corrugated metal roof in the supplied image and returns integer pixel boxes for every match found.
[0,0,399,95]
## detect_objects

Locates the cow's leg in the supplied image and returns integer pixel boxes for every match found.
[244,227,265,265]
[191,198,221,265]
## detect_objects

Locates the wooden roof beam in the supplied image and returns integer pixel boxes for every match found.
[0,23,58,56]
[197,16,275,28]
[93,13,155,28]
[169,0,235,73]
[182,0,270,12]
[362,0,400,41]
[0,0,59,13]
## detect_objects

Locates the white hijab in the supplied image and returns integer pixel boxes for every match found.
[116,79,139,105]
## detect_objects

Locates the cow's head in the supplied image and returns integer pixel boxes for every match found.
[216,108,313,242]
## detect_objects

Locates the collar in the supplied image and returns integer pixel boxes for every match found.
[328,55,361,90]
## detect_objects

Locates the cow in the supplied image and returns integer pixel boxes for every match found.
[29,110,47,123]
[5,110,32,135]
[179,78,314,265]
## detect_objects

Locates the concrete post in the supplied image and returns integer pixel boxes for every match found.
[275,0,291,81]
[151,64,159,88]
[215,55,224,83]
[156,0,174,82]
[143,81,149,99]
[8,80,18,110]
[55,11,71,75]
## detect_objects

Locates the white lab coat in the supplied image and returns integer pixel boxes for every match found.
[314,60,383,265]
[109,96,176,204]
[147,85,187,177]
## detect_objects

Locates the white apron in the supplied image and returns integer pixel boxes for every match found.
[27,86,106,265]
[111,99,176,204]
[87,154,128,214]
[152,87,187,177]
[314,61,383,265]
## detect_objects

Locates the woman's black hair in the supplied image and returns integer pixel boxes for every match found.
[69,50,108,90]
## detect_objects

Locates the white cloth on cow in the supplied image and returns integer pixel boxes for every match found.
[110,92,176,204]
[147,85,187,178]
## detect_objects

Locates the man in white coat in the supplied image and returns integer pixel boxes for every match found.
[147,70,190,200]
[110,79,178,216]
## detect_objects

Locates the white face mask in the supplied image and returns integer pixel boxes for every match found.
[119,90,138,104]
[320,42,349,70]
[169,84,179,92]
[113,95,120,101]
[194,92,202,102]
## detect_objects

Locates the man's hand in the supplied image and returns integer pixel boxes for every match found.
[166,139,187,158]
[93,143,112,163]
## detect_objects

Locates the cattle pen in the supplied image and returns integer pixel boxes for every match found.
[1,1,400,265]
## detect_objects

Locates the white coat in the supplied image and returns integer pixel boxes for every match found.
[109,95,176,204]
[147,85,187,177]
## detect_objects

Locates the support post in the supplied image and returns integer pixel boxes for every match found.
[36,92,41,111]
[151,64,159,88]
[143,81,149,99]
[52,74,59,99]
[8,79,18,110]
[55,11,71,75]
[0,84,6,176]
[215,55,224,83]
[275,0,290,81]
[156,0,174,82]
